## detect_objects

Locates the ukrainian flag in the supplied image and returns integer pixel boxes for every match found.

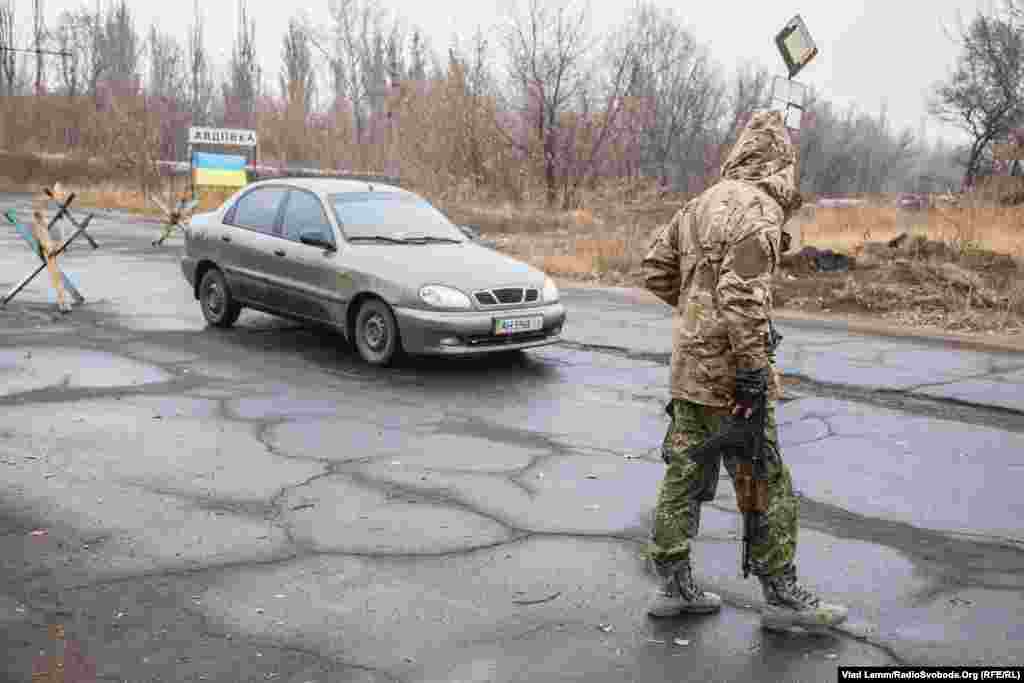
[193,152,248,188]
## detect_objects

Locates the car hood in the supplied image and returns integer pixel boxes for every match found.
[349,242,545,292]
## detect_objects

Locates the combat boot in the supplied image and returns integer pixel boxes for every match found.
[758,564,848,632]
[648,560,722,617]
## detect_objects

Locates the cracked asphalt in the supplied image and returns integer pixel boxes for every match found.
[1,194,1022,682]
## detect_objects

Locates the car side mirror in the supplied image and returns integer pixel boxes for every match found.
[459,225,481,241]
[300,231,336,251]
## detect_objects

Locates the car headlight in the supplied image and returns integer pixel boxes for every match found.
[542,276,559,303]
[419,285,472,309]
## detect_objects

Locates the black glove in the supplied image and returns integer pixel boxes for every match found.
[733,367,769,419]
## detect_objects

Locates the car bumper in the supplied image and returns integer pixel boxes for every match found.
[394,302,566,355]
[181,256,197,291]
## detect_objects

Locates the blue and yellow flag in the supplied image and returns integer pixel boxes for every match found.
[193,152,248,188]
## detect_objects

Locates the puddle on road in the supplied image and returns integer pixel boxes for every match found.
[0,347,170,397]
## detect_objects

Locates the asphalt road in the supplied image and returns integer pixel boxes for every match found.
[1,194,1022,682]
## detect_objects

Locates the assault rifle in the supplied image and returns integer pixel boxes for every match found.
[684,324,782,577]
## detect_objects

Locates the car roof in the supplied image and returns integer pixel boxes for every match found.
[246,176,413,198]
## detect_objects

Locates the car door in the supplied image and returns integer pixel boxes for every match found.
[220,185,289,308]
[276,188,350,323]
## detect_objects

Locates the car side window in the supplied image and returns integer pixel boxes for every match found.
[229,187,288,235]
[282,190,334,244]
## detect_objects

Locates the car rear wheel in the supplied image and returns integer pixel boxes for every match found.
[199,268,242,328]
[354,299,402,366]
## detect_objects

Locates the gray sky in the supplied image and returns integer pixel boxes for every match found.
[20,0,984,144]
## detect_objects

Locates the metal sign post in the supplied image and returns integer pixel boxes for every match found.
[770,76,808,131]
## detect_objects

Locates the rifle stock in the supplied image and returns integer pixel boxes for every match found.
[684,413,759,466]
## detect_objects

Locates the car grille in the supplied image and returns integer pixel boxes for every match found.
[474,287,539,307]
[463,331,549,347]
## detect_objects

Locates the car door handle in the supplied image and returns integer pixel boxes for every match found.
[274,249,286,257]
[221,235,231,243]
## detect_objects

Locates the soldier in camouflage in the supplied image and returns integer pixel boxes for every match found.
[642,110,848,632]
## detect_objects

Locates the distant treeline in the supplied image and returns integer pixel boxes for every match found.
[0,0,962,203]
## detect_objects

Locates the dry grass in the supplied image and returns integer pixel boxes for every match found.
[771,202,1024,333]
[443,195,680,281]
[0,152,236,216]
[541,236,638,277]
[68,183,167,217]
[798,204,1024,260]
[441,200,583,235]
[0,151,129,188]
[6,180,238,217]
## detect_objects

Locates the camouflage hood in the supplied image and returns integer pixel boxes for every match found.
[720,110,802,216]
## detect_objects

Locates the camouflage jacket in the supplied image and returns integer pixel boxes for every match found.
[642,111,801,407]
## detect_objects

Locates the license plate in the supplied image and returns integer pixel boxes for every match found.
[494,315,544,336]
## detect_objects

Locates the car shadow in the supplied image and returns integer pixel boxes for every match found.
[218,318,564,384]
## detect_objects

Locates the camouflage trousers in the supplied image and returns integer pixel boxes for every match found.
[650,398,798,577]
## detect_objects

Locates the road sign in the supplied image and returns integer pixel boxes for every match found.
[775,14,818,79]
[187,127,260,198]
[770,76,808,130]
[187,127,259,147]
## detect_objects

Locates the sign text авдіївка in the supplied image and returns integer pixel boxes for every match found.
[187,127,259,148]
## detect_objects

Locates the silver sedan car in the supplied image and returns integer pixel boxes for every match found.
[181,177,567,365]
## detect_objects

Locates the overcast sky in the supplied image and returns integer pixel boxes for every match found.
[18,0,986,144]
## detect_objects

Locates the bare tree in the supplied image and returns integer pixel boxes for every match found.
[59,6,106,100]
[187,1,214,124]
[148,25,185,104]
[625,4,723,191]
[45,7,106,100]
[385,20,405,84]
[554,7,660,207]
[445,27,497,185]
[930,5,1024,186]
[309,0,385,144]
[280,17,316,113]
[721,63,771,148]
[0,1,18,96]
[142,25,188,162]
[33,0,45,94]
[845,101,916,193]
[223,0,261,128]
[499,0,593,206]
[408,29,427,80]
[53,11,83,96]
[367,27,389,113]
[100,0,141,93]
[796,96,922,195]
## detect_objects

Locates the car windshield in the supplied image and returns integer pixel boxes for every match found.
[329,192,465,242]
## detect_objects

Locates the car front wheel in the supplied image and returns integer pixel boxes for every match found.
[354,299,402,366]
[199,268,242,328]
